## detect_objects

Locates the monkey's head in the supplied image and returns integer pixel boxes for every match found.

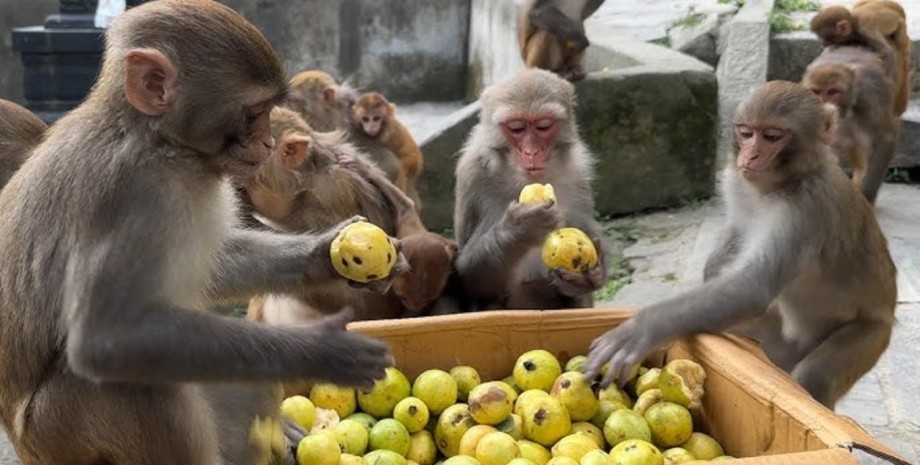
[391,233,458,313]
[100,0,288,179]
[480,69,578,182]
[732,81,835,187]
[353,92,394,138]
[810,6,856,46]
[288,70,357,114]
[247,107,315,196]
[802,62,856,110]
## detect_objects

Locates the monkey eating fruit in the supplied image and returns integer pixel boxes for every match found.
[542,227,599,274]
[330,221,400,284]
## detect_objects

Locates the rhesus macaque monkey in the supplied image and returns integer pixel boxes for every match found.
[0,2,396,464]
[585,81,897,410]
[243,107,442,326]
[518,0,607,82]
[810,0,912,115]
[391,232,460,317]
[454,69,608,311]
[802,45,899,204]
[0,99,46,188]
[286,69,358,132]
[352,91,425,213]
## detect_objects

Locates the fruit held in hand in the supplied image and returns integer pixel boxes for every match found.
[519,183,557,205]
[330,221,398,283]
[541,228,598,274]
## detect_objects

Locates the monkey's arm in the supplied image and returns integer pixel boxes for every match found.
[702,228,742,281]
[207,226,344,303]
[62,219,389,387]
[585,220,802,387]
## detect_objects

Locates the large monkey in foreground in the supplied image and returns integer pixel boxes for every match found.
[0,2,395,465]
[802,45,899,205]
[454,69,608,311]
[518,0,607,82]
[585,81,897,410]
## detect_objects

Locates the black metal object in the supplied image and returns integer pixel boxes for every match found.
[11,0,148,124]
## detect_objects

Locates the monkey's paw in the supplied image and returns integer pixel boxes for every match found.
[307,307,394,389]
[503,200,562,246]
[583,317,662,389]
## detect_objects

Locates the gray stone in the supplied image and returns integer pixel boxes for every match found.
[893,105,920,169]
[836,371,890,428]
[715,0,776,167]
[668,13,720,67]
[416,102,480,232]
[576,68,718,217]
[219,0,470,103]
[466,0,524,100]
[767,31,823,83]
[0,0,58,104]
[882,305,920,429]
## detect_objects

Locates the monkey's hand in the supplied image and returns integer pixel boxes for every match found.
[345,243,411,294]
[551,236,607,296]
[282,415,307,465]
[302,307,394,389]
[501,200,562,246]
[583,314,667,389]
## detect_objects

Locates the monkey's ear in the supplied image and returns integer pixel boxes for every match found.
[389,102,398,114]
[835,19,852,38]
[819,104,839,145]
[280,134,310,169]
[124,48,177,116]
[323,87,336,104]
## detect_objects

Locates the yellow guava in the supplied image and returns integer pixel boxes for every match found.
[330,221,398,283]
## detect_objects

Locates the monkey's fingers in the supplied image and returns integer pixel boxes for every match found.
[321,306,356,330]
[281,416,307,446]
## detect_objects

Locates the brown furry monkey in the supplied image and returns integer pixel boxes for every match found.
[454,69,608,311]
[585,81,897,411]
[352,91,425,213]
[286,69,358,132]
[0,99,46,188]
[802,45,900,205]
[810,0,912,115]
[0,2,396,465]
[518,0,607,81]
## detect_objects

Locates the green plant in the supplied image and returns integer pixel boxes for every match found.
[649,36,671,47]
[886,168,912,183]
[672,8,707,28]
[593,255,634,303]
[767,11,801,33]
[776,0,820,12]
[717,0,745,7]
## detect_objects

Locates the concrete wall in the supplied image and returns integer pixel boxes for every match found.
[0,0,58,103]
[466,0,524,100]
[221,0,471,103]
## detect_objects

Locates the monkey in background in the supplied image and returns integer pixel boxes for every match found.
[0,99,46,188]
[352,91,425,213]
[802,44,899,204]
[586,81,896,411]
[518,0,607,82]
[810,0,912,115]
[0,2,396,464]
[286,69,358,132]
[243,107,455,326]
[454,69,608,311]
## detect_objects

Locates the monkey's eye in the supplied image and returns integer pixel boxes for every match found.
[506,121,527,134]
[535,119,555,132]
[363,117,371,123]
[373,116,382,122]
[736,126,754,139]
[763,129,785,143]
[827,89,841,97]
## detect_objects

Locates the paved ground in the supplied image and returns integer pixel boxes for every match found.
[597,182,920,462]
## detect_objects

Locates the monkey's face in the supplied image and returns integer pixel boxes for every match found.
[356,107,385,137]
[500,114,560,182]
[392,237,456,312]
[216,102,277,179]
[734,124,792,181]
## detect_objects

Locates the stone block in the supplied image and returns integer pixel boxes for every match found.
[220,0,469,103]
[575,69,718,216]
[668,13,721,67]
[417,102,480,232]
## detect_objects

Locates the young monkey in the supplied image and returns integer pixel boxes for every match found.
[352,91,425,213]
